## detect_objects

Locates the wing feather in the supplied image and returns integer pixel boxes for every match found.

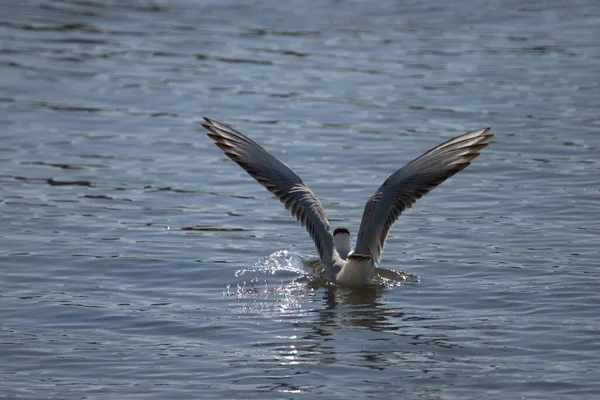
[354,128,493,262]
[202,118,336,265]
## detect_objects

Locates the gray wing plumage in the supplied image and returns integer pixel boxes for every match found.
[202,118,337,266]
[354,128,494,263]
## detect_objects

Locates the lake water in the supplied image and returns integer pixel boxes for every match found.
[1,0,599,398]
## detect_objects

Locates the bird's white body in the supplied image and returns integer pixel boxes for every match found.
[333,255,375,286]
[203,117,493,287]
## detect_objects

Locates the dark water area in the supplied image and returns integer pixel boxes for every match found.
[1,0,599,398]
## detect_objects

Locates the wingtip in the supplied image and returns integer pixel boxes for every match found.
[482,128,494,139]
[482,130,494,142]
[474,128,494,143]
[202,124,218,137]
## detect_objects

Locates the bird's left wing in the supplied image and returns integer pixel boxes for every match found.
[354,128,493,263]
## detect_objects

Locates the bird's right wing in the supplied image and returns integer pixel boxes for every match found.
[202,118,337,266]
[354,128,493,263]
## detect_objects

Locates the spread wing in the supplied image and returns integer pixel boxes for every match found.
[202,118,337,266]
[354,128,493,263]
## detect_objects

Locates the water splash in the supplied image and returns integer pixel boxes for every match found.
[225,250,418,302]
[224,250,317,320]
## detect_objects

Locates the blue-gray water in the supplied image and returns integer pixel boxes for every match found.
[1,1,599,398]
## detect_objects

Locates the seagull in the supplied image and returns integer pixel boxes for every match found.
[203,118,493,286]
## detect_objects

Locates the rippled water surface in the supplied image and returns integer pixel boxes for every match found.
[1,0,599,398]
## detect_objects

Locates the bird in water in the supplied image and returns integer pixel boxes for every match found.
[203,118,493,287]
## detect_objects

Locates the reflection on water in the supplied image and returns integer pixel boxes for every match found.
[320,286,397,331]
